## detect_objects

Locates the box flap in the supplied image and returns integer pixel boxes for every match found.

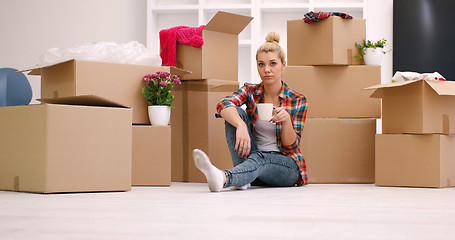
[39,95,129,108]
[204,11,253,35]
[364,80,421,98]
[365,79,455,98]
[17,59,76,76]
[426,80,455,96]
[169,67,192,77]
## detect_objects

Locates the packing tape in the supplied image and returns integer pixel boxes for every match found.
[443,114,450,135]
[14,176,19,191]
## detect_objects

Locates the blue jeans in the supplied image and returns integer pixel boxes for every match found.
[223,107,300,188]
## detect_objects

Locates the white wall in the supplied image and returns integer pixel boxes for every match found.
[366,0,394,84]
[0,0,147,103]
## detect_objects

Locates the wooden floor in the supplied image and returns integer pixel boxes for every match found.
[1,182,455,239]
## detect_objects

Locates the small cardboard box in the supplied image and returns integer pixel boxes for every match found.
[21,59,188,124]
[0,96,132,193]
[301,118,376,183]
[287,16,366,66]
[170,79,239,182]
[375,134,455,188]
[175,11,253,81]
[283,65,381,118]
[132,125,171,186]
[365,79,455,134]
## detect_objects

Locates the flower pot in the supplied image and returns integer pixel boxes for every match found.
[148,105,171,126]
[363,48,383,65]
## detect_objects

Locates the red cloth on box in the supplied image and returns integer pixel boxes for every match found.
[159,25,205,67]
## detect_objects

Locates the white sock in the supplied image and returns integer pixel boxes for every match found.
[233,184,251,190]
[192,149,224,192]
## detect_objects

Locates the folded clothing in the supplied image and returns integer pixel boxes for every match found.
[303,11,353,23]
[160,25,205,67]
[392,71,446,82]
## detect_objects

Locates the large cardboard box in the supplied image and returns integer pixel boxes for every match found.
[283,65,381,118]
[132,125,171,186]
[301,118,376,183]
[366,79,455,134]
[287,17,366,66]
[0,97,132,193]
[175,11,253,81]
[171,79,239,182]
[21,59,188,124]
[375,134,455,188]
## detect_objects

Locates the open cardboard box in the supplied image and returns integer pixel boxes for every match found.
[301,118,376,183]
[283,65,381,118]
[376,134,455,188]
[175,11,253,81]
[287,16,366,66]
[20,59,189,124]
[365,79,455,134]
[0,95,132,193]
[132,125,171,186]
[170,79,239,182]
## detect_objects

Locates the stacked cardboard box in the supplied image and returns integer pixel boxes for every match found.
[169,11,253,182]
[0,59,190,192]
[366,80,455,188]
[284,16,381,183]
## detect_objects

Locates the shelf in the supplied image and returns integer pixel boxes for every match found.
[150,5,198,13]
[259,3,310,12]
[203,4,252,11]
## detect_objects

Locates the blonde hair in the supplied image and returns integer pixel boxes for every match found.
[256,32,286,63]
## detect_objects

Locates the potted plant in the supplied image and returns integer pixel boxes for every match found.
[355,38,391,65]
[142,71,181,126]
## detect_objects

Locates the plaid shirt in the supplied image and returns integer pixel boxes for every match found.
[216,82,308,185]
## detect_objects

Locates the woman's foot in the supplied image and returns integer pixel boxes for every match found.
[193,149,224,192]
[233,184,251,190]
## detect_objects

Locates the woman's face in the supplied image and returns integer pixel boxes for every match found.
[257,51,286,84]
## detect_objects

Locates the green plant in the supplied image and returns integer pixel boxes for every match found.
[355,38,391,60]
[142,71,181,106]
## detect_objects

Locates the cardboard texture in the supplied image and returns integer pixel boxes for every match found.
[283,65,381,118]
[170,79,239,182]
[132,125,171,186]
[287,17,366,66]
[175,11,253,80]
[0,101,132,193]
[366,79,455,134]
[375,134,455,188]
[301,118,376,183]
[21,59,189,124]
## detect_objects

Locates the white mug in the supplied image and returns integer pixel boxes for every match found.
[257,103,274,121]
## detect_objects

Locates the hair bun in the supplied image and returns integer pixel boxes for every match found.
[265,32,280,44]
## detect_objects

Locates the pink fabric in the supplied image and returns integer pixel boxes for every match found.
[159,25,205,67]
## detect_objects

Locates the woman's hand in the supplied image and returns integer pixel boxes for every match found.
[235,123,251,158]
[270,106,291,124]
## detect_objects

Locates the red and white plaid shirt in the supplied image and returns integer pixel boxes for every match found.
[216,82,308,185]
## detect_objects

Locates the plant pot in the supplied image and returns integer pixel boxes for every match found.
[363,48,383,65]
[148,105,171,126]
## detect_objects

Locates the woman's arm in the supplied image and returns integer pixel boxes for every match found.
[220,106,251,157]
[271,106,296,147]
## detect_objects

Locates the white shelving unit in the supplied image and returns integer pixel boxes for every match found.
[147,0,367,85]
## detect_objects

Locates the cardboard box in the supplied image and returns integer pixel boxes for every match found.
[0,97,132,193]
[21,59,188,124]
[375,134,455,188]
[171,79,239,182]
[175,11,253,81]
[366,79,455,134]
[287,17,366,66]
[301,118,376,183]
[283,65,381,118]
[132,125,171,186]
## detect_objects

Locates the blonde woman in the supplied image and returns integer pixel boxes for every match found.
[193,32,308,192]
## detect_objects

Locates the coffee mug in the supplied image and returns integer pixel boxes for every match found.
[257,103,274,121]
